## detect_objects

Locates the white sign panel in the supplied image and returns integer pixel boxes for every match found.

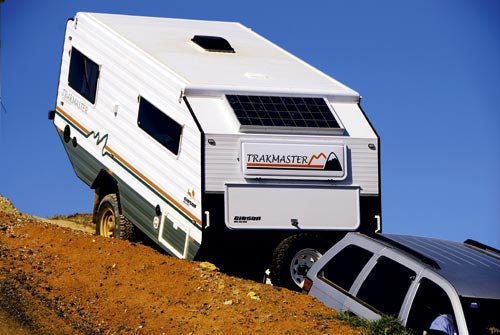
[242,142,346,179]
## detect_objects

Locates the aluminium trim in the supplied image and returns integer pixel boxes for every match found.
[357,103,382,230]
[182,96,206,229]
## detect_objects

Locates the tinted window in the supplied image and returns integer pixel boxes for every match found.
[356,256,416,316]
[68,48,100,104]
[319,245,373,291]
[138,98,182,155]
[407,278,455,334]
[460,297,500,334]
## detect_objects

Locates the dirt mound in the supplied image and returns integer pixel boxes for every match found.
[0,195,19,215]
[48,213,93,226]
[0,198,361,335]
[40,213,94,234]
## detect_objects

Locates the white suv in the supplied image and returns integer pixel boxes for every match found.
[304,233,500,335]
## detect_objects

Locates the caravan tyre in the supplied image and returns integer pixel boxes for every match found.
[269,234,328,291]
[95,194,135,240]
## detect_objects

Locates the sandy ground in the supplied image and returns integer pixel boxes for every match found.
[0,195,362,335]
[0,309,31,335]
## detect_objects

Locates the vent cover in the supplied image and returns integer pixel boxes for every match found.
[191,35,235,53]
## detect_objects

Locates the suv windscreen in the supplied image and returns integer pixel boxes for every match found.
[319,244,373,291]
[460,297,500,335]
[356,256,416,316]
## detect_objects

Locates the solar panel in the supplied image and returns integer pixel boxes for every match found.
[226,95,342,133]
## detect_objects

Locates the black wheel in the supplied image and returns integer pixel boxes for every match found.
[269,234,329,291]
[95,194,135,240]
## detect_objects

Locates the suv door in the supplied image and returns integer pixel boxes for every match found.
[405,277,459,334]
[346,256,417,320]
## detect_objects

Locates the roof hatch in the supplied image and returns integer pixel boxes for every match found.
[191,35,235,53]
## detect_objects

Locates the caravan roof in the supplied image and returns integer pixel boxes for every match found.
[78,13,358,98]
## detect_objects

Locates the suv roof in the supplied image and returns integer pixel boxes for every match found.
[377,234,500,300]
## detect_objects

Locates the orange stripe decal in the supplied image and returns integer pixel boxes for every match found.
[247,163,324,169]
[56,106,90,134]
[55,106,201,226]
[105,146,201,226]
[307,152,327,165]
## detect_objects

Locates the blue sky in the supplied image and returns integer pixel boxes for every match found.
[1,1,499,247]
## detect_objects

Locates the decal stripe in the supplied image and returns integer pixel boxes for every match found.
[307,152,327,165]
[247,163,324,169]
[104,146,201,226]
[56,106,89,135]
[246,152,330,169]
[54,107,202,228]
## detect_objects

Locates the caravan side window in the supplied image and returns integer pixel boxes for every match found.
[68,48,100,104]
[138,97,182,155]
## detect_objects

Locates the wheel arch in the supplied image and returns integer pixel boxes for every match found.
[269,232,344,291]
[91,170,120,222]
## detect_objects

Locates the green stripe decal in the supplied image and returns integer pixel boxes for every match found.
[55,108,202,231]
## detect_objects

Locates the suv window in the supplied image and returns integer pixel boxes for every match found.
[68,48,100,104]
[407,278,456,334]
[356,256,416,316]
[319,245,373,291]
[460,297,500,334]
[137,97,182,155]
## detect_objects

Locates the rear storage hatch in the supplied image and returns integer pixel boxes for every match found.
[225,184,360,230]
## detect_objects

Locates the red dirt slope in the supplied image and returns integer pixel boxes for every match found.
[0,196,361,335]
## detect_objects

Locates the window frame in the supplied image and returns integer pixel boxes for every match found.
[318,244,374,294]
[400,270,466,334]
[405,277,457,334]
[353,256,417,317]
[137,96,184,157]
[67,47,101,105]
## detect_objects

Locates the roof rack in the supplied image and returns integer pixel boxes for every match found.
[464,239,500,259]
[370,234,441,269]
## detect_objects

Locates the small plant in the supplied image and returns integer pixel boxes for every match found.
[337,311,370,329]
[368,315,415,335]
[337,312,415,335]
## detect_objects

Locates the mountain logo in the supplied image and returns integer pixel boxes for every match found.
[306,152,342,171]
[324,152,342,171]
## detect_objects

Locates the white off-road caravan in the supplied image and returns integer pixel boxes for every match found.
[50,13,381,290]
